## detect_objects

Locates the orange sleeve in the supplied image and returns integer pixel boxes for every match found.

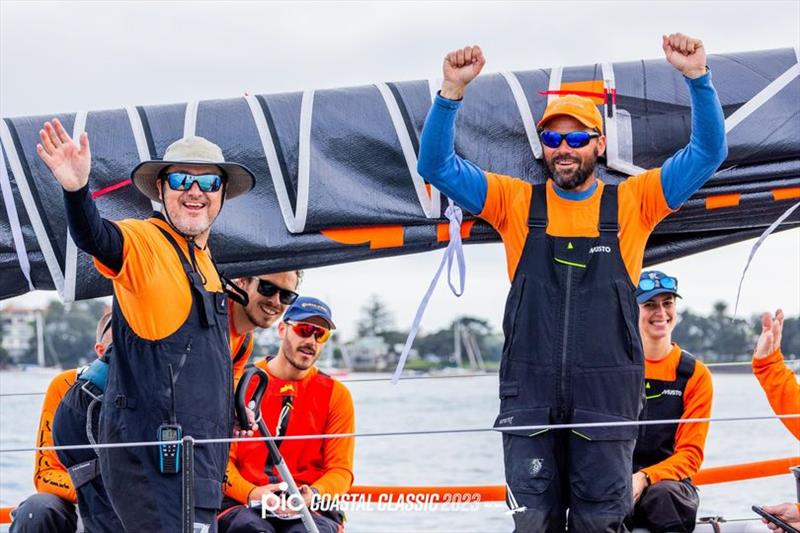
[312,382,355,496]
[479,172,533,281]
[93,219,156,292]
[642,361,713,484]
[618,168,673,231]
[34,370,77,503]
[617,169,674,283]
[753,349,800,440]
[231,330,255,387]
[223,442,258,504]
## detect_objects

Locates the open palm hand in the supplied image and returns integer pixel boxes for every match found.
[36,118,91,192]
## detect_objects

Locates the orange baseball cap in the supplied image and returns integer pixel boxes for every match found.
[536,94,604,134]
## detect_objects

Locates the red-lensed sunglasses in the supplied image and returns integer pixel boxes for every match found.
[286,321,331,343]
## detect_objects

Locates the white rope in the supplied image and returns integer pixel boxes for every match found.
[2,413,798,454]
[733,200,800,316]
[391,200,466,384]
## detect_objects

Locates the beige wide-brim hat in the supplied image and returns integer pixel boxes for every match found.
[130,136,255,202]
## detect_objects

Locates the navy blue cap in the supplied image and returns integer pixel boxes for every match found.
[636,270,682,305]
[283,296,335,329]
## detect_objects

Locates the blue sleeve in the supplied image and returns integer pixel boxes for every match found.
[660,71,728,209]
[417,94,488,214]
[64,184,124,272]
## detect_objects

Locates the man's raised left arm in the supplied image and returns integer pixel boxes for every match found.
[659,33,728,209]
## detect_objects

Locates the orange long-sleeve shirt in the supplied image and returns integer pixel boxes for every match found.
[481,172,672,284]
[229,309,254,386]
[753,348,800,440]
[34,369,78,503]
[640,344,714,484]
[224,361,355,503]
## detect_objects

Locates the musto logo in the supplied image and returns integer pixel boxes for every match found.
[589,246,612,254]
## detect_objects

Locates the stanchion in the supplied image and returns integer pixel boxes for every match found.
[182,436,195,533]
[792,466,800,502]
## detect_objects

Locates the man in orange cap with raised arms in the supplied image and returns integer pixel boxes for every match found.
[416,33,727,531]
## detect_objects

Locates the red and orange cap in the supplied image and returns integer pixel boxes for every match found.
[537,94,604,134]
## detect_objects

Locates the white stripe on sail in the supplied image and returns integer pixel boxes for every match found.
[547,66,563,103]
[725,63,800,133]
[63,111,88,302]
[500,71,543,159]
[376,82,440,218]
[184,100,199,138]
[125,106,161,210]
[244,92,311,234]
[0,120,66,295]
[427,78,441,104]
[0,136,34,291]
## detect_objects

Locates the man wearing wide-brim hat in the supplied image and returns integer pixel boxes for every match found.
[37,119,255,532]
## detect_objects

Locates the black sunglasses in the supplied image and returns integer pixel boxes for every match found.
[256,279,299,305]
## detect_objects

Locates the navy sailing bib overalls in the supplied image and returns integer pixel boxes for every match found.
[629,351,699,533]
[98,225,232,532]
[54,362,124,532]
[494,184,644,532]
[634,351,696,472]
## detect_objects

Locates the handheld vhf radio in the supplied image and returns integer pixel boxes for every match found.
[158,364,182,474]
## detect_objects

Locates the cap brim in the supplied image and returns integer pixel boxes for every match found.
[289,312,336,330]
[636,288,682,305]
[536,112,601,132]
[130,160,255,202]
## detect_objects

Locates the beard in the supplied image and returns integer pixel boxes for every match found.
[244,299,282,329]
[170,213,214,237]
[284,344,320,372]
[545,147,599,190]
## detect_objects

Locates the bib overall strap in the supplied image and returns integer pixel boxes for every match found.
[527,184,548,230]
[153,224,215,327]
[598,184,619,233]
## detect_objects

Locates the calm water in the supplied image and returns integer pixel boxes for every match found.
[1,369,797,532]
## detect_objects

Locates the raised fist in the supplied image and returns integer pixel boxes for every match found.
[663,33,707,79]
[441,45,486,100]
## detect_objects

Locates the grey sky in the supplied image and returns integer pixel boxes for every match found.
[1,1,798,336]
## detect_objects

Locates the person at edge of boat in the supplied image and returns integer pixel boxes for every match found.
[9,357,91,532]
[230,271,304,386]
[624,271,713,533]
[49,311,124,533]
[416,33,726,532]
[219,297,354,533]
[36,120,256,533]
[751,308,800,532]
